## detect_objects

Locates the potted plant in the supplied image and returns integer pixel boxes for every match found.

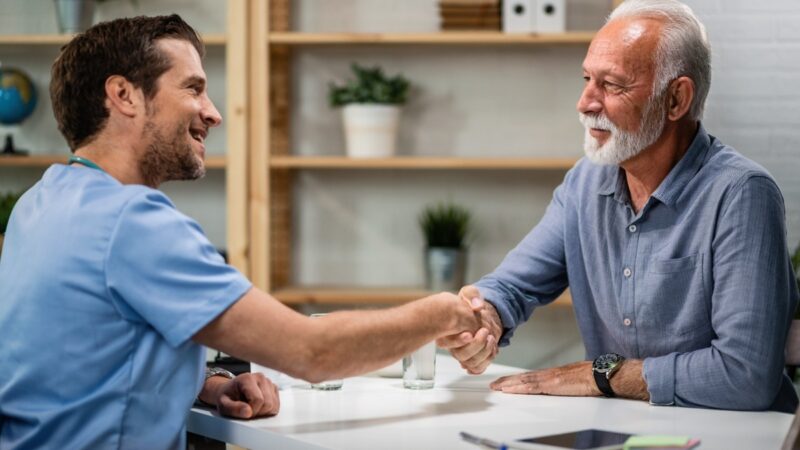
[54,0,136,34]
[419,202,472,293]
[329,63,410,158]
[0,191,23,256]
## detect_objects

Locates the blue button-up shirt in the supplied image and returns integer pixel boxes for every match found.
[475,125,799,412]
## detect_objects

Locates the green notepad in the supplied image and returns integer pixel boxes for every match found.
[623,435,691,449]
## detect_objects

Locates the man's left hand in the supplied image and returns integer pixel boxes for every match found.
[203,372,280,419]
[490,361,602,396]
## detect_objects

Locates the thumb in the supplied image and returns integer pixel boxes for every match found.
[218,395,253,419]
[469,296,484,312]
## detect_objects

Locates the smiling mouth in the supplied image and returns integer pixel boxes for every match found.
[190,128,207,145]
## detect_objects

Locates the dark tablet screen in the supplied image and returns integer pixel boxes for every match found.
[518,429,632,449]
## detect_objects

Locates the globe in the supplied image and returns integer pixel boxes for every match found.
[0,66,37,126]
[0,66,37,155]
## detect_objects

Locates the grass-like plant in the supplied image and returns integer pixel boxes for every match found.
[419,202,472,249]
[329,63,410,107]
[0,191,23,234]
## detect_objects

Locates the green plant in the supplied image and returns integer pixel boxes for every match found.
[329,63,410,107]
[419,202,472,249]
[0,191,23,235]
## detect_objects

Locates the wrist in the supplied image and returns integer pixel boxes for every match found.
[198,367,234,405]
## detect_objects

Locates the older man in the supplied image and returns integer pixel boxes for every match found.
[440,0,799,412]
[0,15,483,449]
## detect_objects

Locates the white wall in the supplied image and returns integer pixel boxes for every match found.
[2,0,799,370]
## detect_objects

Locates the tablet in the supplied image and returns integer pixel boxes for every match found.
[518,429,632,450]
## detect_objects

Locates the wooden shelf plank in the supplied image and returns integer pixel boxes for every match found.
[272,286,573,307]
[0,154,227,169]
[273,286,434,305]
[269,156,578,170]
[268,31,595,45]
[0,33,226,46]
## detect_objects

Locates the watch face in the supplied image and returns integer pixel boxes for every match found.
[593,353,623,374]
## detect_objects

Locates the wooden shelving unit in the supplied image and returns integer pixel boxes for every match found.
[0,33,226,46]
[249,0,624,306]
[269,156,579,170]
[273,286,573,307]
[0,154,227,169]
[268,31,595,46]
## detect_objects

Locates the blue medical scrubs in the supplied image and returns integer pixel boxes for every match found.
[0,164,251,449]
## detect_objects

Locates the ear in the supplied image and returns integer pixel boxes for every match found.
[666,76,695,122]
[104,75,143,118]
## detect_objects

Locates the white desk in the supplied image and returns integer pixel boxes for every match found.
[188,356,793,449]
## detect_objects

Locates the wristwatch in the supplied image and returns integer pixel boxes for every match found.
[592,353,625,397]
[205,367,235,381]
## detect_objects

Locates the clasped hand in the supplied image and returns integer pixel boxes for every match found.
[205,372,280,419]
[437,285,503,374]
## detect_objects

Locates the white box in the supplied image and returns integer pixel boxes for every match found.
[503,0,537,33]
[536,0,566,33]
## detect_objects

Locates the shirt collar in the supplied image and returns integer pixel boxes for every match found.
[650,123,710,207]
[597,123,711,207]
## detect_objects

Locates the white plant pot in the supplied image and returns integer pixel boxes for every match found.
[342,104,400,158]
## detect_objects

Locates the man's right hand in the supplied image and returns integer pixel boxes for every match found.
[437,285,503,374]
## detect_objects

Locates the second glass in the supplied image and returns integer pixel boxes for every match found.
[309,313,343,390]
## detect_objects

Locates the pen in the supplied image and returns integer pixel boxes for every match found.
[460,431,510,450]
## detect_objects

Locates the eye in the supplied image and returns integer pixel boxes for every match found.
[603,81,624,94]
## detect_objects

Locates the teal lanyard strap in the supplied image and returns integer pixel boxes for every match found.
[67,156,105,173]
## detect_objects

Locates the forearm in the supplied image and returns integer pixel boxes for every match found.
[195,288,478,384]
[305,295,463,380]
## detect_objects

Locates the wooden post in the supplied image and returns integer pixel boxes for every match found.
[226,0,250,276]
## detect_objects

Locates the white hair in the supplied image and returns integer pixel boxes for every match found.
[609,0,711,121]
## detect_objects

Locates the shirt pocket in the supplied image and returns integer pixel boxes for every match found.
[639,253,711,351]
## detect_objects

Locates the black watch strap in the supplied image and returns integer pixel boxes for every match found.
[593,370,615,397]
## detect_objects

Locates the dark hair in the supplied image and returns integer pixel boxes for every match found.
[50,14,204,151]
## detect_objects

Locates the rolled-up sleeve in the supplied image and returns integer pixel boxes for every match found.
[643,175,798,411]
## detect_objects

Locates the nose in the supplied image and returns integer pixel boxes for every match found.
[201,95,223,127]
[577,80,602,115]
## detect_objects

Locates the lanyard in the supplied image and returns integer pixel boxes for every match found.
[67,156,105,173]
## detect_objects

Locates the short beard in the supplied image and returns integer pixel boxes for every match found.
[139,120,205,188]
[579,92,667,166]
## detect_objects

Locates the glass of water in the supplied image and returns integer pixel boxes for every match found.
[403,341,437,389]
[309,313,343,390]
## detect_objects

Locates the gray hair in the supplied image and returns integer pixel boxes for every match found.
[608,0,711,121]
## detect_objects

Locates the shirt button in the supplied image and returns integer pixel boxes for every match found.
[623,318,632,326]
[623,267,632,277]
[628,224,637,233]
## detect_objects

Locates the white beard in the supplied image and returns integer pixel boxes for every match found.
[579,96,667,166]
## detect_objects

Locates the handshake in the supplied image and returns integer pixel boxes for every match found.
[437,285,504,375]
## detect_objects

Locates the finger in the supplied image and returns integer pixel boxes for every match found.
[468,296,484,312]
[502,383,540,395]
[463,334,495,369]
[436,331,473,349]
[465,335,496,374]
[255,377,280,416]
[490,372,529,389]
[458,285,482,301]
[239,379,266,416]
[269,382,281,415]
[450,328,490,362]
[218,394,253,419]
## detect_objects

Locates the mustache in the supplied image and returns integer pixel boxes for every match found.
[578,112,617,132]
